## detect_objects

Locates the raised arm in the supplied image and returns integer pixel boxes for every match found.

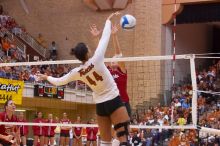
[112,24,126,73]
[90,24,101,47]
[93,12,120,61]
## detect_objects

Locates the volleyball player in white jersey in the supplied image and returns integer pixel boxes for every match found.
[37,12,130,146]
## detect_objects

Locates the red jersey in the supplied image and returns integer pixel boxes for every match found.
[86,127,98,141]
[74,127,82,137]
[0,112,17,135]
[17,119,29,136]
[32,118,45,136]
[108,67,129,102]
[44,119,56,136]
[60,119,71,134]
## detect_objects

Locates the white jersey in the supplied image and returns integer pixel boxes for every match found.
[47,20,119,103]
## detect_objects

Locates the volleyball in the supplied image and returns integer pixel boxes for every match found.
[120,14,136,30]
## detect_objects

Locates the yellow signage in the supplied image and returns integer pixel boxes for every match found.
[0,78,24,105]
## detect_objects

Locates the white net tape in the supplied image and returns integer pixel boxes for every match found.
[0,54,190,67]
[0,122,219,135]
[0,121,195,129]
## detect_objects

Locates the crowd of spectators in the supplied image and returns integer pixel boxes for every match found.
[0,6,26,62]
[0,11,25,36]
[0,5,56,61]
[129,60,220,146]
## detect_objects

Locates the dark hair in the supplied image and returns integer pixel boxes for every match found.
[71,42,88,62]
[4,100,12,110]
[3,34,8,38]
[35,111,43,118]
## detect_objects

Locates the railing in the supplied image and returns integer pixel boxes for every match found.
[18,31,47,58]
[0,27,26,58]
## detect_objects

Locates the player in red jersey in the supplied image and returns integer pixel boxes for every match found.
[73,116,83,146]
[60,113,71,146]
[44,113,56,146]
[17,112,28,146]
[32,112,45,146]
[86,118,99,146]
[109,25,131,117]
[0,100,19,146]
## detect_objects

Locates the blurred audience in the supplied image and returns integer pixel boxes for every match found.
[48,41,58,60]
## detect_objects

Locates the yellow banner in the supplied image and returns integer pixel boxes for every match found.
[0,78,24,105]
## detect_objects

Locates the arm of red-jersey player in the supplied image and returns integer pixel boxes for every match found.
[112,24,126,73]
[90,24,101,47]
[94,127,99,134]
[79,127,83,138]
[73,128,78,139]
[15,125,20,145]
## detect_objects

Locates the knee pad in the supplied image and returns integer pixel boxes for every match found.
[114,121,130,138]
[100,140,112,146]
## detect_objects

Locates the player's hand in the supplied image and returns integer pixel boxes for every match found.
[90,24,101,37]
[4,135,14,142]
[35,73,48,81]
[111,23,120,35]
[107,11,120,20]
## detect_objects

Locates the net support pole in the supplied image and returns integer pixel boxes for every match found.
[190,54,198,126]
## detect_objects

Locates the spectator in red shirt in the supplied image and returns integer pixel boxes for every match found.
[18,112,28,146]
[86,118,99,146]
[0,100,19,146]
[32,112,45,146]
[44,113,56,146]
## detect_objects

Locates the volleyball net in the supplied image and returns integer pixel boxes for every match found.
[0,54,219,136]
